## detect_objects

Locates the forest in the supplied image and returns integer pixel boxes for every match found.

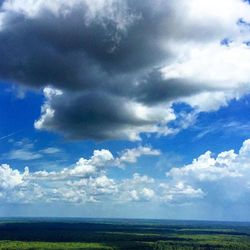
[0,218,249,249]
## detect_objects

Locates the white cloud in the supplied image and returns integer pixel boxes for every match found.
[1,140,250,207]
[0,146,184,204]
[159,182,204,203]
[39,147,61,154]
[163,42,250,111]
[4,139,62,161]
[7,149,43,160]
[165,139,250,205]
[115,146,161,165]
[117,173,156,202]
[167,149,241,182]
[127,188,155,202]
[31,146,160,180]
[0,164,28,189]
[31,149,114,180]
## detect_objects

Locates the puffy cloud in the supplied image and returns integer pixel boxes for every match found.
[2,139,250,205]
[114,173,155,202]
[0,164,28,189]
[113,172,202,203]
[0,164,39,203]
[31,146,160,180]
[163,43,250,111]
[115,146,161,165]
[65,175,118,203]
[1,0,250,140]
[2,138,250,207]
[0,150,112,203]
[0,161,202,204]
[34,88,176,140]
[1,139,250,209]
[31,149,114,180]
[167,150,240,181]
[122,173,155,186]
[159,182,204,204]
[0,144,203,204]
[166,139,250,205]
[127,188,155,202]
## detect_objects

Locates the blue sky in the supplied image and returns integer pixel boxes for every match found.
[1,0,250,221]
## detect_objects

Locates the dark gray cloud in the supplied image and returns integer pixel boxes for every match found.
[0,0,249,140]
[133,71,209,104]
[0,0,200,96]
[0,1,177,94]
[38,91,145,140]
[0,0,182,140]
[34,89,176,140]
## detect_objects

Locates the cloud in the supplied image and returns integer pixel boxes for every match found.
[117,173,155,202]
[115,146,161,165]
[166,139,250,205]
[159,182,204,204]
[167,150,240,181]
[1,139,250,209]
[4,139,62,161]
[6,141,43,160]
[0,144,202,204]
[7,149,43,160]
[127,188,155,202]
[163,42,250,111]
[31,149,114,180]
[30,146,160,180]
[39,147,61,154]
[1,0,250,140]
[0,164,28,189]
[0,148,115,203]
[34,87,176,140]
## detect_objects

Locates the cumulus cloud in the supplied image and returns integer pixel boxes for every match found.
[159,182,204,204]
[31,149,114,180]
[0,144,203,204]
[34,87,176,140]
[0,164,28,189]
[167,150,241,181]
[166,139,250,204]
[1,141,250,208]
[2,139,250,206]
[167,149,240,181]
[127,188,155,202]
[31,146,159,180]
[115,146,161,165]
[1,0,250,140]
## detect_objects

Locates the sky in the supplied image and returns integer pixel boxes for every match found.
[1,0,250,221]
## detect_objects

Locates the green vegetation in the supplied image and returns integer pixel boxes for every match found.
[0,241,111,250]
[0,219,249,249]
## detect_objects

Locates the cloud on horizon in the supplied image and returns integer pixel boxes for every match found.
[1,139,250,209]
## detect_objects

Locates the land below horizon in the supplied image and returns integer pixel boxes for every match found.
[0,218,249,249]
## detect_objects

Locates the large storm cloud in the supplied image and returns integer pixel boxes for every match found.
[1,0,250,140]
